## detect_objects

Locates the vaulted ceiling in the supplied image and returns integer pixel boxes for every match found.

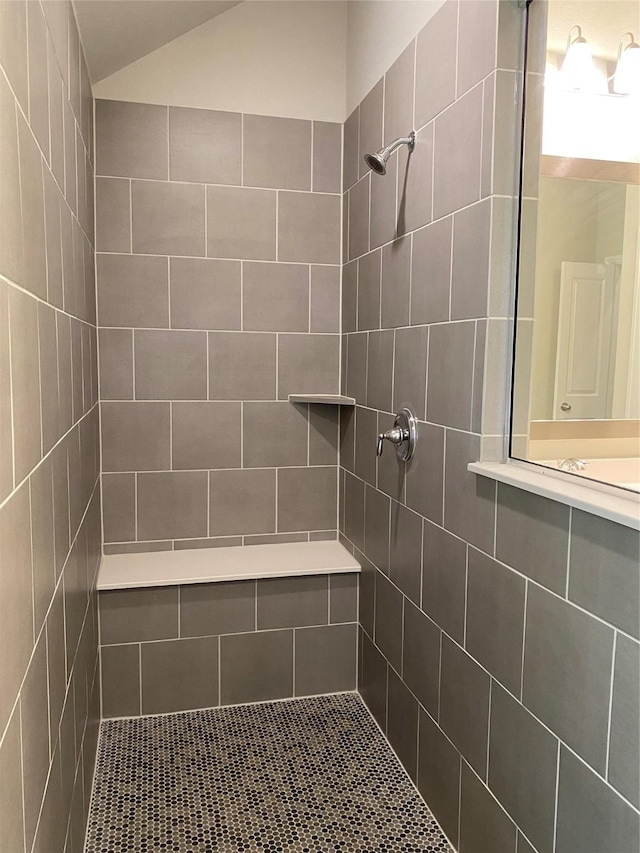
[73,0,241,82]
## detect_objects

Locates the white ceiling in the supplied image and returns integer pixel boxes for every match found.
[73,0,241,82]
[547,0,639,61]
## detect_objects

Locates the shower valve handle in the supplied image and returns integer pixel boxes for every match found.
[376,427,407,457]
[375,408,417,462]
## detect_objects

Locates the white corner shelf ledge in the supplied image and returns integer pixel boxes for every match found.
[469,461,640,530]
[97,540,361,592]
[288,394,356,405]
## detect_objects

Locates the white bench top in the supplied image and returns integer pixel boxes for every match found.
[97,540,361,591]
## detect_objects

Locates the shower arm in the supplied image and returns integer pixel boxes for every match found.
[383,133,416,156]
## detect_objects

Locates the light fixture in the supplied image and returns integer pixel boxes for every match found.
[560,25,607,94]
[613,32,640,94]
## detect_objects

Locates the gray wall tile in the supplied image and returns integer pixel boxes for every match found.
[427,321,475,430]
[102,473,135,543]
[172,402,241,470]
[360,629,388,732]
[344,472,365,552]
[8,288,41,483]
[0,705,25,853]
[101,644,140,718]
[370,153,397,250]
[387,667,419,780]
[101,402,170,472]
[403,599,440,718]
[393,325,428,419]
[384,41,415,144]
[132,180,205,256]
[329,574,358,623]
[433,84,483,219]
[343,107,359,191]
[348,175,370,260]
[608,635,639,807]
[366,330,394,412]
[523,584,614,774]
[243,261,309,332]
[411,217,452,325]
[244,401,307,468]
[415,0,457,127]
[98,329,133,400]
[405,422,444,525]
[169,106,240,184]
[390,502,423,605]
[278,192,341,264]
[257,576,328,630]
[451,199,490,320]
[365,484,390,574]
[308,404,339,466]
[357,250,381,331]
[295,623,357,696]
[496,483,569,595]
[374,571,403,672]
[277,334,339,399]
[569,511,640,639]
[466,547,525,696]
[180,580,256,637]
[277,466,337,533]
[21,634,49,852]
[457,0,497,95]
[135,330,207,400]
[439,636,490,776]
[418,708,461,848]
[97,253,169,328]
[354,406,377,486]
[207,185,276,260]
[137,471,209,541]
[421,520,467,644]
[141,636,218,714]
[488,683,558,853]
[312,121,341,194]
[209,332,276,400]
[381,236,411,329]
[346,332,368,405]
[359,78,383,180]
[444,430,496,554]
[96,100,168,179]
[209,468,276,536]
[100,587,178,645]
[95,177,131,253]
[170,258,241,331]
[244,114,311,191]
[310,265,340,333]
[556,747,639,853]
[459,761,517,853]
[220,629,293,705]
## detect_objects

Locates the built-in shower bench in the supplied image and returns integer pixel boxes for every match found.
[97,539,361,590]
[97,541,362,719]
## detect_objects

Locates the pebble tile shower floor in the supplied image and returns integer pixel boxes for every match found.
[85,693,452,852]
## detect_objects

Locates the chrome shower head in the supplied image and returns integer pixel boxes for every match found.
[364,131,416,176]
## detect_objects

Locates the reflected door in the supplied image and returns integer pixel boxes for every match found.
[553,261,616,419]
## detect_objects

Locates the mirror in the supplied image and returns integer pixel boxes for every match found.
[512,0,640,494]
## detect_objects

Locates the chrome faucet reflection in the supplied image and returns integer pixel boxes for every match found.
[557,458,588,472]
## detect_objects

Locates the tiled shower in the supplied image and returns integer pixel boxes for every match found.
[0,1,638,853]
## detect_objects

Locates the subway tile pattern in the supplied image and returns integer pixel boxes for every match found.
[95,101,342,551]
[99,574,359,716]
[0,4,100,853]
[342,4,640,853]
[86,694,452,852]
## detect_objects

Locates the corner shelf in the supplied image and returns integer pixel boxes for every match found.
[288,394,356,406]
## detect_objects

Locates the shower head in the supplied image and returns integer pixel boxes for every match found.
[364,131,416,176]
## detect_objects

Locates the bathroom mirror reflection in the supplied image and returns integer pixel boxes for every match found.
[512,0,640,494]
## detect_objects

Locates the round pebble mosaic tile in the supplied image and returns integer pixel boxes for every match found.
[85,693,452,853]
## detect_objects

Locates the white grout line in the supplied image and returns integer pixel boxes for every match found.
[604,631,618,780]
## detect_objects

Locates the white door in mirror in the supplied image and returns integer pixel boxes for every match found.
[554,261,616,418]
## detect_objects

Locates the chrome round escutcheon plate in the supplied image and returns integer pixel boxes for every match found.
[394,407,417,462]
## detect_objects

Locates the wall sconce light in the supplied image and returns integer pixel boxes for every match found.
[613,32,640,94]
[560,25,607,93]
